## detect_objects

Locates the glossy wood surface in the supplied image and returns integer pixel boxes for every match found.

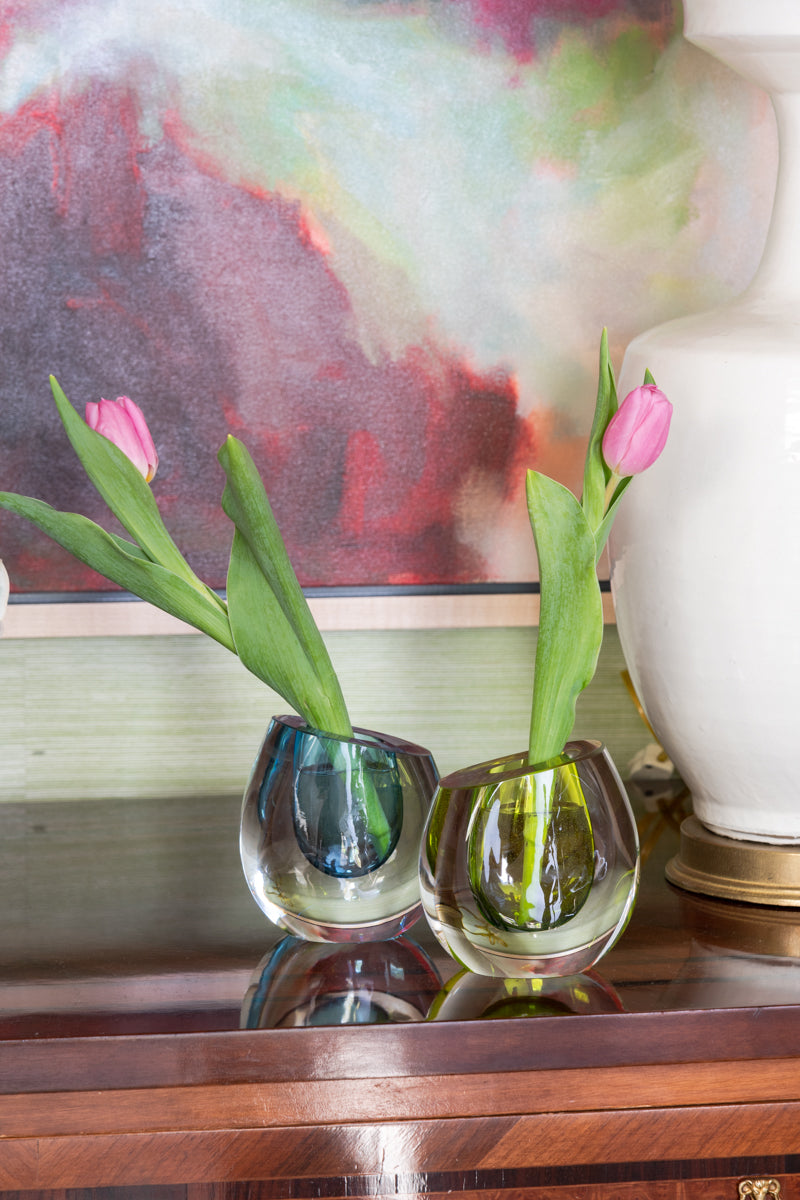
[3,790,800,1198]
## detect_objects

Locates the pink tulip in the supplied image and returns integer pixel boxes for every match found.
[86,396,158,482]
[602,384,672,477]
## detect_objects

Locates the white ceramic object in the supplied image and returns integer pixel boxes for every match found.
[609,0,800,843]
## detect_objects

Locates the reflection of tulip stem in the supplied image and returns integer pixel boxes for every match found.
[516,762,590,930]
[518,770,552,928]
[335,742,393,864]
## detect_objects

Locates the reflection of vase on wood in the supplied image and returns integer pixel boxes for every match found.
[427,966,624,1021]
[241,934,442,1027]
[609,0,800,843]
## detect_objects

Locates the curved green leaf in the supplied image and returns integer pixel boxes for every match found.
[0,492,235,651]
[218,435,350,734]
[527,471,603,764]
[226,528,351,736]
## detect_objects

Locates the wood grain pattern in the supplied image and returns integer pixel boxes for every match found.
[3,1106,800,1190]
[1,1181,797,1200]
[1,1174,799,1200]
[3,1058,800,1139]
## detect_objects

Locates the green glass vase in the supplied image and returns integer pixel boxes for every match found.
[419,740,639,977]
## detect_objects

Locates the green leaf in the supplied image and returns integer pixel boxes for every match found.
[218,435,351,734]
[106,531,153,561]
[0,493,235,651]
[527,471,604,764]
[225,528,350,735]
[581,329,618,535]
[49,377,223,610]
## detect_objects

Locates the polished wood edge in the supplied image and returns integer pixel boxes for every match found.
[3,1104,800,1190]
[3,1058,800,1139]
[2,592,617,637]
[5,1006,800,1094]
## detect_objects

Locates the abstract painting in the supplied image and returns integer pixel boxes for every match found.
[0,0,776,593]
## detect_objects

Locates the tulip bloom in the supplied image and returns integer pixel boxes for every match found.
[86,396,158,482]
[602,384,672,477]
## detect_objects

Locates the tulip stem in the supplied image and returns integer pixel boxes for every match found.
[603,474,620,513]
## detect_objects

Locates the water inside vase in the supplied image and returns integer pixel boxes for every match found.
[292,730,403,878]
[467,763,595,932]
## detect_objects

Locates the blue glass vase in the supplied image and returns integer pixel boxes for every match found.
[241,715,439,942]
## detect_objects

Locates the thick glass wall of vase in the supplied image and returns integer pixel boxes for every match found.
[241,715,439,942]
[609,0,800,843]
[419,740,639,977]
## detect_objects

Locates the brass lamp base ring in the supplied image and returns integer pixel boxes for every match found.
[666,816,800,907]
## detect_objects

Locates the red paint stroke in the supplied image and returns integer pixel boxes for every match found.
[0,93,64,195]
[60,83,145,256]
[341,429,385,541]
